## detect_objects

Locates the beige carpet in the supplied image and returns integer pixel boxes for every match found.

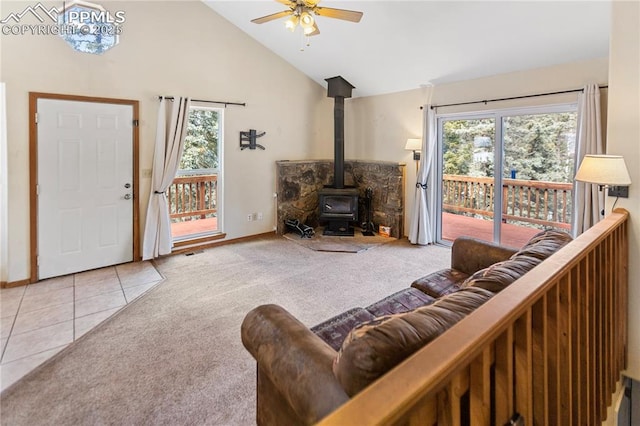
[0,234,450,425]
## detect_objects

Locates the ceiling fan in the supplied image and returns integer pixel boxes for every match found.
[251,0,363,37]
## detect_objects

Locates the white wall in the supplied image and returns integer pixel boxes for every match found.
[0,82,7,285]
[0,1,332,283]
[606,0,640,381]
[345,58,609,235]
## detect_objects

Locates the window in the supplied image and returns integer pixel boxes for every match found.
[168,105,223,241]
[58,2,121,54]
[437,105,577,247]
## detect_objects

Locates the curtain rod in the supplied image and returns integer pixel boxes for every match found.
[422,85,608,110]
[158,96,245,108]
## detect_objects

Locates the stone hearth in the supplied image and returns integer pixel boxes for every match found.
[276,160,406,238]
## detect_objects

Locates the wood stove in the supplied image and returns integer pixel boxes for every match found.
[320,76,358,236]
[318,187,358,236]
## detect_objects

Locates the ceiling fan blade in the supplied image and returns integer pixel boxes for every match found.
[314,7,363,23]
[303,0,320,6]
[251,10,292,24]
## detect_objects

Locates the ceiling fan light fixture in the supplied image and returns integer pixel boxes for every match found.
[303,22,317,35]
[299,11,314,28]
[285,15,299,32]
[250,0,363,44]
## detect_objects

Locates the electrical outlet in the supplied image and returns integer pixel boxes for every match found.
[608,186,629,198]
[247,214,253,222]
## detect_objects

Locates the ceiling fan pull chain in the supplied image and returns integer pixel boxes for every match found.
[299,29,311,51]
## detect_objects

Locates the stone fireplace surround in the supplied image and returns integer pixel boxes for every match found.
[276,160,406,239]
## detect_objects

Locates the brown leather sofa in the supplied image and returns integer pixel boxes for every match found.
[241,230,572,425]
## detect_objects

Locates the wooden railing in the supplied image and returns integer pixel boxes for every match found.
[166,174,217,221]
[319,209,629,425]
[443,174,573,230]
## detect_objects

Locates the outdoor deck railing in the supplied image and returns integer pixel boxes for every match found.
[443,174,573,230]
[319,208,629,425]
[167,174,217,221]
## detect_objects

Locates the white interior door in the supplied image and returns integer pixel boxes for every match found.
[37,99,133,279]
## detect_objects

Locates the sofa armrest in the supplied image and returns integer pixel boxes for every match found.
[451,237,519,275]
[241,304,349,424]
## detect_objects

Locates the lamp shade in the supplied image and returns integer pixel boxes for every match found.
[575,155,632,186]
[285,15,299,32]
[299,11,314,28]
[405,138,422,151]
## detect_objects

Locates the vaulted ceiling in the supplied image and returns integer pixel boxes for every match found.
[204,1,611,98]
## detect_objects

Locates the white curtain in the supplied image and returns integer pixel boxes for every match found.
[142,97,191,260]
[409,105,437,245]
[572,84,604,236]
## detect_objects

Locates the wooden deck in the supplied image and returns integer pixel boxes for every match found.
[442,212,542,249]
[171,213,542,249]
[167,173,568,247]
[171,217,218,239]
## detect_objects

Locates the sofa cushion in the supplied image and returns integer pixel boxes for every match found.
[460,258,535,292]
[511,229,573,261]
[461,229,572,293]
[365,287,435,317]
[332,286,495,397]
[410,268,469,298]
[311,308,376,351]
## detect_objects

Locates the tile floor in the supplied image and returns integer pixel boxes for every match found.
[0,261,164,392]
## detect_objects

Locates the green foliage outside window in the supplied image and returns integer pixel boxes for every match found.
[442,113,576,183]
[180,109,219,172]
[443,118,494,177]
[441,112,577,230]
[503,113,576,182]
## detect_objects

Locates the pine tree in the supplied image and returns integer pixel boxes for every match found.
[180,109,219,171]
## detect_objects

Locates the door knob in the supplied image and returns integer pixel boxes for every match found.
[124,183,131,189]
[124,194,132,200]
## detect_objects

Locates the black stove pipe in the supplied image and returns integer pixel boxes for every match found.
[325,76,355,190]
[333,96,345,189]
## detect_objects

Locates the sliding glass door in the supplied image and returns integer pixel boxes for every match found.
[439,116,497,244]
[437,106,577,248]
[500,112,577,246]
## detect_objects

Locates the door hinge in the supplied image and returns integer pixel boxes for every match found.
[132,119,139,127]
[36,255,40,266]
[35,112,39,123]
[36,184,40,195]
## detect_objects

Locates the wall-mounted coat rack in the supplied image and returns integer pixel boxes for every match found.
[240,129,266,150]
